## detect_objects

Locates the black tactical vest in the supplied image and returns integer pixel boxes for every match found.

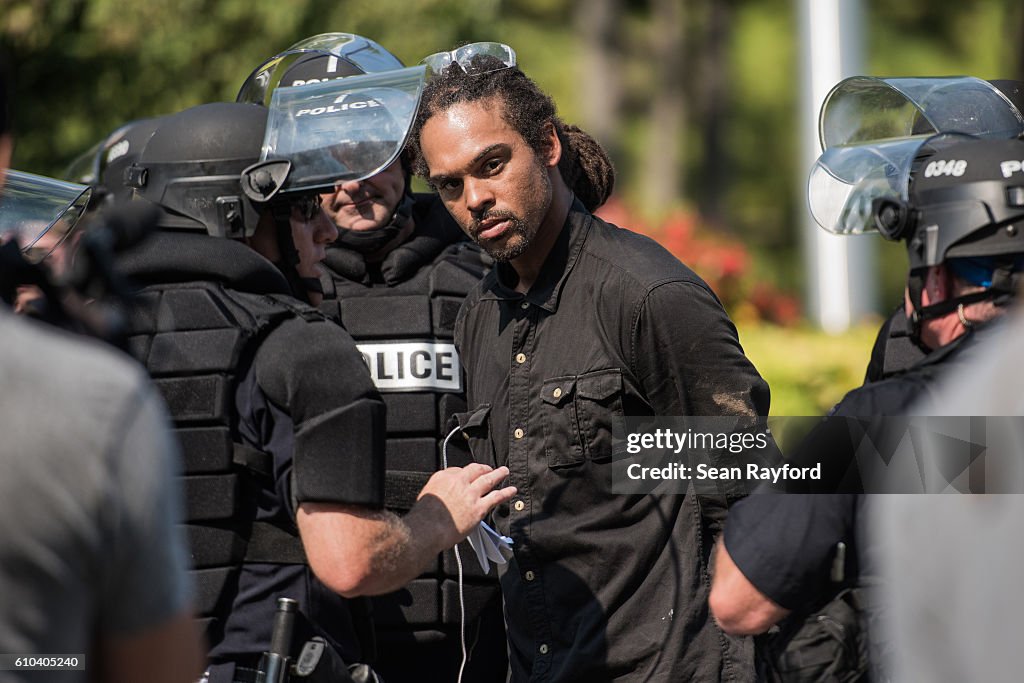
[319,238,498,638]
[123,280,315,645]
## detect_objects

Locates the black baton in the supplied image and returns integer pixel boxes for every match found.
[258,597,298,683]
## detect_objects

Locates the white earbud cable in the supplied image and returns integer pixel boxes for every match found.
[442,425,468,683]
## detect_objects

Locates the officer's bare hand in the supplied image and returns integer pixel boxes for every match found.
[414,464,516,550]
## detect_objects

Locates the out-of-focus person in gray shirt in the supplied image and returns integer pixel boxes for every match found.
[877,307,1024,683]
[0,51,203,683]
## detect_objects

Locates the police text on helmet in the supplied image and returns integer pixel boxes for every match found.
[294,98,381,118]
[1001,160,1024,178]
[289,76,345,87]
[106,139,130,164]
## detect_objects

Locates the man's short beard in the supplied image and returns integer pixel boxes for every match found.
[470,161,552,262]
[472,212,533,261]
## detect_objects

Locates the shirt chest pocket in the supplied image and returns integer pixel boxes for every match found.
[540,368,623,469]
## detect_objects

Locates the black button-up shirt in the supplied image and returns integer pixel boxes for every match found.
[454,200,770,682]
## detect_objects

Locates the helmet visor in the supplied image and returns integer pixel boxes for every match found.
[63,139,103,186]
[808,132,975,235]
[819,76,1024,150]
[0,170,91,263]
[261,66,425,194]
[237,33,405,106]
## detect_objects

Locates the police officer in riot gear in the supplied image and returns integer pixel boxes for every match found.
[814,76,1024,383]
[0,51,205,683]
[712,133,1024,682]
[117,96,516,683]
[239,35,505,682]
[823,129,1024,450]
[6,116,165,333]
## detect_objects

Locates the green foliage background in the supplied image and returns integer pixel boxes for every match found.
[5,1,1021,247]
[739,321,879,416]
[3,0,1021,412]
[3,0,582,175]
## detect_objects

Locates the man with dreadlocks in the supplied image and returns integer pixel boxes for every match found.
[408,43,769,681]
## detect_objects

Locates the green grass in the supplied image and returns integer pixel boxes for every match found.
[736,321,882,417]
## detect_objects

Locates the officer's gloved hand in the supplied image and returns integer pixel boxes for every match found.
[465,521,513,573]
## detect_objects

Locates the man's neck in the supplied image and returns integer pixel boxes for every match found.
[509,176,573,294]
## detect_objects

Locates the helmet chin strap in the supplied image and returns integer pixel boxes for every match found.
[269,202,322,304]
[332,192,414,255]
[906,264,1018,340]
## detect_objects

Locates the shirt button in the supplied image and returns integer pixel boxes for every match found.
[520,301,529,310]
[525,570,536,581]
[514,428,524,439]
[539,643,549,655]
[552,387,562,399]
[516,352,526,364]
[514,500,525,511]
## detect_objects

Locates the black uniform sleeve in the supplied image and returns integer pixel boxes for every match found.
[632,280,771,417]
[722,494,858,610]
[254,316,386,508]
[630,279,773,543]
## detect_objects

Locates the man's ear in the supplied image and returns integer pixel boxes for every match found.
[245,207,280,261]
[541,121,562,168]
[923,263,951,306]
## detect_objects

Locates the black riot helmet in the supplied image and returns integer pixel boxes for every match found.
[896,137,1024,269]
[64,117,163,207]
[237,33,405,106]
[877,137,1024,327]
[128,102,269,237]
[126,81,424,296]
[233,34,423,205]
[237,33,418,255]
[812,76,1024,334]
[810,134,1024,332]
[99,117,164,205]
[128,101,332,301]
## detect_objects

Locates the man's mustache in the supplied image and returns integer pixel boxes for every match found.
[470,210,520,234]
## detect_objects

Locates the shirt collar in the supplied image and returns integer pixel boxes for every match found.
[479,197,591,313]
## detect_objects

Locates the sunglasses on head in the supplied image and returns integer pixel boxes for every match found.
[290,193,323,221]
[419,42,516,81]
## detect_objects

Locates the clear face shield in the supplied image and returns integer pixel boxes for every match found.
[808,132,977,237]
[241,66,426,202]
[0,170,92,263]
[811,75,1024,237]
[819,76,1024,150]
[236,33,406,107]
[63,140,103,187]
